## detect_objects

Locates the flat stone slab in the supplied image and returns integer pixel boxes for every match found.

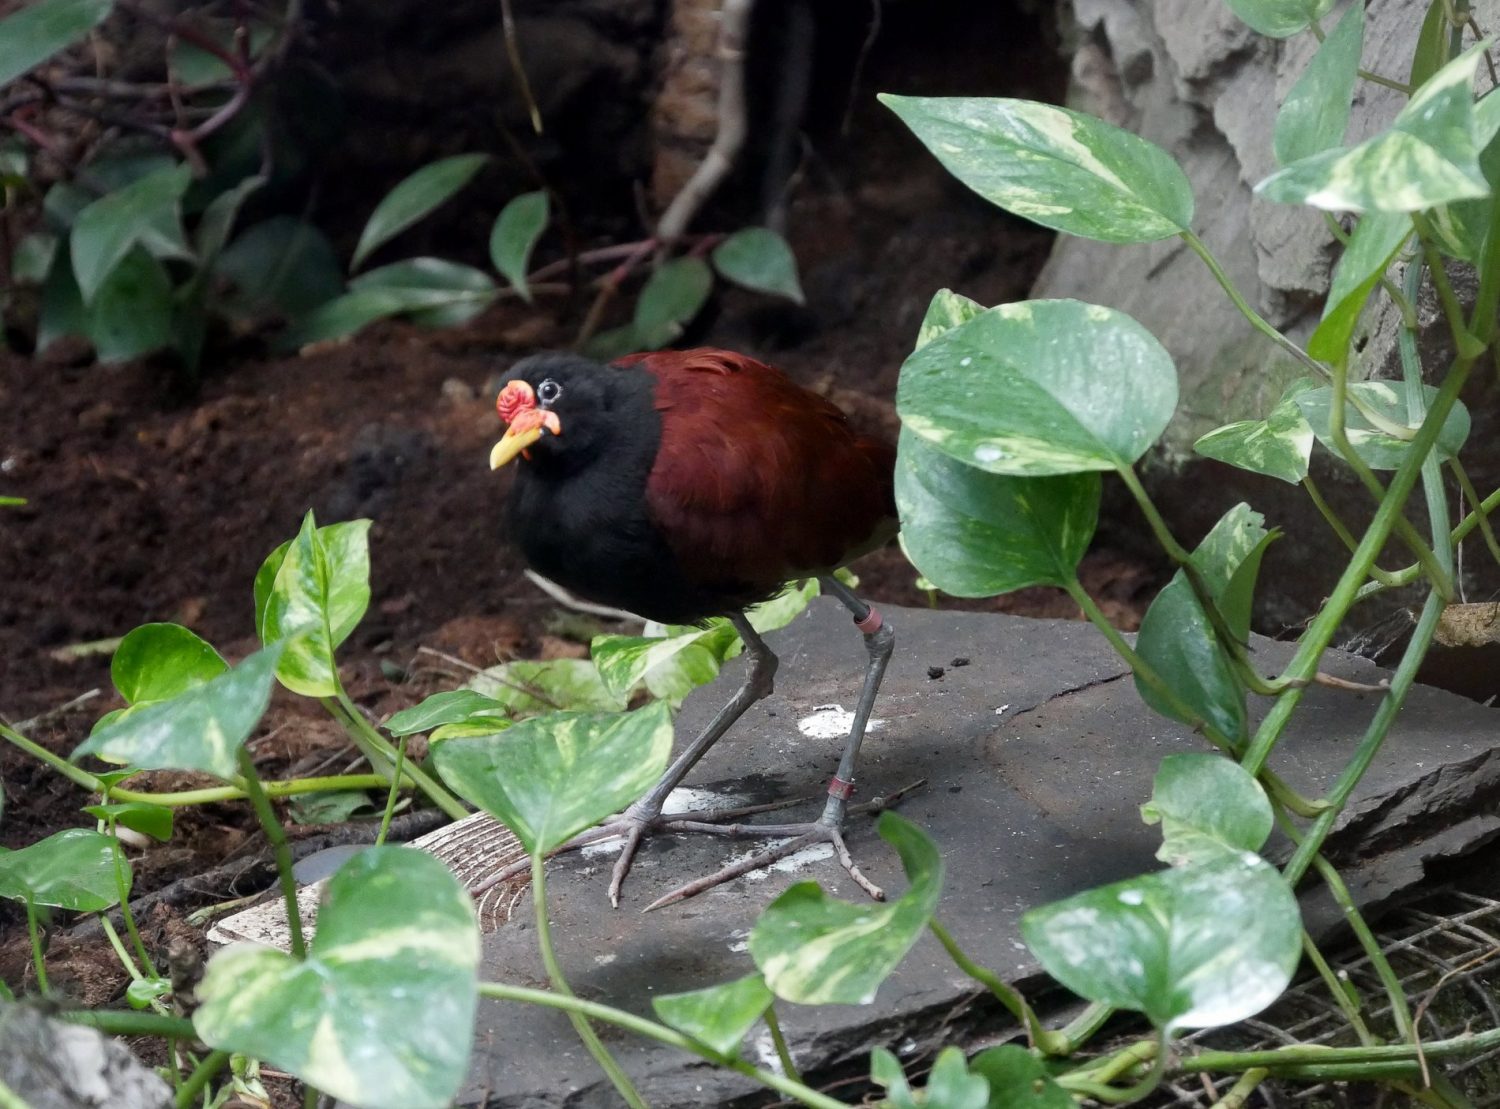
[460,599,1500,1107]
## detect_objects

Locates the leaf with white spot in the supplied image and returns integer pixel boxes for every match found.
[1273,2,1362,164]
[1022,853,1301,1033]
[750,812,941,1005]
[881,95,1193,242]
[1307,211,1411,360]
[1141,754,1273,867]
[73,643,283,780]
[1192,379,1317,484]
[897,299,1178,475]
[915,288,985,351]
[1258,46,1490,211]
[195,848,478,1109]
[651,974,773,1059]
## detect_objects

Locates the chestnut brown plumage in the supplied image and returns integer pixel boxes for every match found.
[483,348,902,909]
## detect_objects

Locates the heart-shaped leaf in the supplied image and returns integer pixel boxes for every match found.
[1021,852,1301,1033]
[1308,211,1411,360]
[872,1047,990,1109]
[0,0,114,90]
[880,95,1193,243]
[1135,504,1269,742]
[1429,92,1500,264]
[1140,754,1273,867]
[194,847,479,1109]
[711,228,805,304]
[111,623,228,705]
[896,429,1099,596]
[126,976,172,1009]
[254,514,372,697]
[74,642,283,779]
[897,299,1178,475]
[1192,379,1317,484]
[84,802,174,842]
[0,829,128,911]
[489,191,549,302]
[969,1045,1074,1108]
[384,691,513,737]
[1295,381,1470,469]
[1273,2,1362,164]
[432,703,674,855]
[1258,46,1489,211]
[651,974,773,1059]
[71,165,193,303]
[750,812,942,1005]
[1223,0,1337,38]
[634,257,713,348]
[351,154,489,271]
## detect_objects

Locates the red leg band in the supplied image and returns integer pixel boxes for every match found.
[855,606,883,635]
[827,776,856,801]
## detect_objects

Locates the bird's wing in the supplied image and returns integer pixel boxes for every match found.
[614,349,896,593]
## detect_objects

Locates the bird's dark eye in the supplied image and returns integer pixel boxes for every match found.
[537,379,562,405]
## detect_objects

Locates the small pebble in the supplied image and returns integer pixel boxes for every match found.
[926,665,945,680]
[440,377,477,405]
[951,657,970,667]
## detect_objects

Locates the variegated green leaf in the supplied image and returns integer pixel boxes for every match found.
[1192,379,1317,484]
[0,829,128,911]
[1307,211,1411,360]
[750,812,942,1005]
[1135,505,1269,742]
[1296,381,1470,469]
[896,429,1099,596]
[651,974,774,1059]
[432,703,673,855]
[880,95,1193,242]
[1430,92,1500,264]
[1258,46,1490,211]
[468,658,626,716]
[383,691,512,737]
[915,288,985,350]
[897,299,1178,475]
[1021,853,1301,1032]
[1223,0,1336,38]
[73,643,283,779]
[1140,754,1273,868]
[195,848,478,1109]
[254,514,372,697]
[1273,2,1362,164]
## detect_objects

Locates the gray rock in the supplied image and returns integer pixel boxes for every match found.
[459,600,1500,1106]
[0,1004,171,1109]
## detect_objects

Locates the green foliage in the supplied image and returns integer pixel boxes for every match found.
[881,95,1194,242]
[1308,211,1411,359]
[711,228,806,304]
[1141,754,1273,866]
[1193,379,1317,484]
[350,154,489,271]
[432,703,673,855]
[750,813,941,1005]
[1273,2,1362,164]
[0,828,128,911]
[195,848,479,1109]
[489,191,549,302]
[110,623,228,705]
[872,1047,991,1109]
[84,801,174,842]
[650,974,773,1059]
[0,0,113,88]
[1222,0,1336,38]
[1296,381,1471,468]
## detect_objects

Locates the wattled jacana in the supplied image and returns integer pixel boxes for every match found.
[484,348,901,910]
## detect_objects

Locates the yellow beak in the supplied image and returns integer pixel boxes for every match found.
[489,426,544,469]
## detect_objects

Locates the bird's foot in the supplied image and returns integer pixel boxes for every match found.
[641,778,926,913]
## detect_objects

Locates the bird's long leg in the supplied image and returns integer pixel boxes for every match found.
[642,576,899,912]
[472,613,778,906]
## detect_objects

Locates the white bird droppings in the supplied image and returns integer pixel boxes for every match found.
[797,705,885,740]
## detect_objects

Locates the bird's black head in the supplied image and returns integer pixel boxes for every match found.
[489,352,651,476]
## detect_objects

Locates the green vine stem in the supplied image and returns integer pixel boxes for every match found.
[929,919,1062,1052]
[1057,1033,1166,1102]
[174,1049,230,1109]
[56,1008,195,1038]
[1208,1067,1268,1109]
[325,691,468,821]
[529,854,648,1109]
[1056,1001,1115,1054]
[1449,458,1500,570]
[1302,476,1407,586]
[100,808,157,978]
[1300,929,1374,1045]
[763,1005,802,1083]
[474,981,853,1109]
[24,900,49,994]
[1239,353,1475,777]
[1310,851,1415,1041]
[236,747,305,959]
[374,735,407,847]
